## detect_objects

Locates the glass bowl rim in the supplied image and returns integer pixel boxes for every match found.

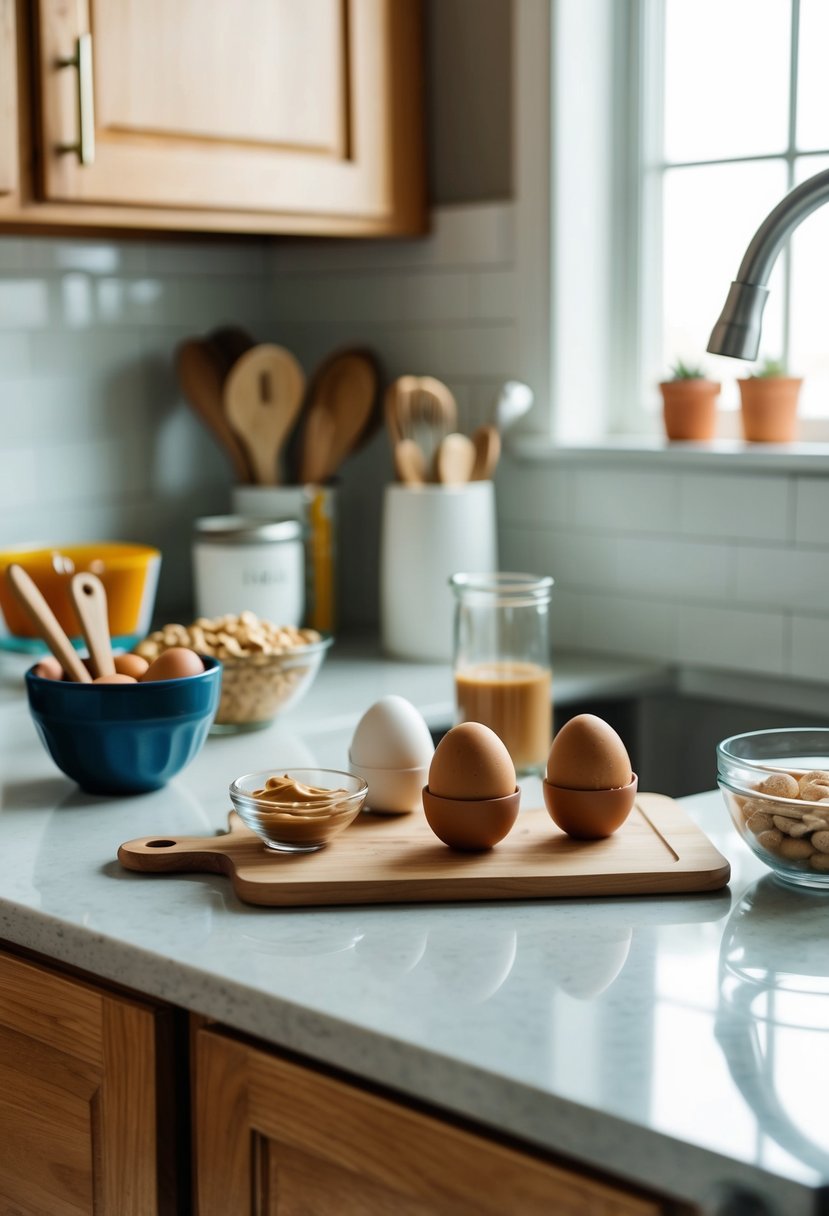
[230,766,368,808]
[718,726,829,767]
[215,634,333,667]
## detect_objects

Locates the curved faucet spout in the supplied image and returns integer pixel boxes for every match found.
[707,167,829,360]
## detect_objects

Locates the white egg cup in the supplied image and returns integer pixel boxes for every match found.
[348,755,430,815]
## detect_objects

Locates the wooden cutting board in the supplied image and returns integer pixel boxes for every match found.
[117,793,730,907]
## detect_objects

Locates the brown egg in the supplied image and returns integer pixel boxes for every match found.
[93,674,138,684]
[34,656,65,681]
[428,722,516,800]
[141,647,205,682]
[114,653,150,679]
[546,714,631,791]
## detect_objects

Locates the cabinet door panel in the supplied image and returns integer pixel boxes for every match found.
[95,0,346,154]
[195,1029,666,1216]
[0,0,15,195]
[0,949,174,1216]
[34,0,423,229]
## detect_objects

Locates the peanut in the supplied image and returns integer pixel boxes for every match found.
[133,611,323,727]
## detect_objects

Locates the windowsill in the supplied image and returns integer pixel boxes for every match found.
[508,434,829,472]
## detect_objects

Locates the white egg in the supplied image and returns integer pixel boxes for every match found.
[349,695,434,770]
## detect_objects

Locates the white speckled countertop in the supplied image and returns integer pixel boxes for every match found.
[0,645,825,1215]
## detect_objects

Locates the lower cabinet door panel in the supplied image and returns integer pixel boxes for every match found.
[195,1028,667,1216]
[0,948,175,1216]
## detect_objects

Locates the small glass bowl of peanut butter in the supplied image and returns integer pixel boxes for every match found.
[229,768,368,853]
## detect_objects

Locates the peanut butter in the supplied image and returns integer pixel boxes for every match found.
[248,774,356,846]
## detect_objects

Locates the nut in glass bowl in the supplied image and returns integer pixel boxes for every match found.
[134,613,332,733]
[717,728,829,890]
[229,768,368,853]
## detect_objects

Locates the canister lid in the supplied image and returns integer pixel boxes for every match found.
[194,515,303,545]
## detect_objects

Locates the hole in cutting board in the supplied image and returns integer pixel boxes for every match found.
[147,839,176,848]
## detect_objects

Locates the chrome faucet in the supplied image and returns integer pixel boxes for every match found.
[707,166,829,360]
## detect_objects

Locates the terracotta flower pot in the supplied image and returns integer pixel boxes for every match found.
[658,379,720,441]
[737,377,802,443]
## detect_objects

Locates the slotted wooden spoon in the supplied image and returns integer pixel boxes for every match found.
[224,344,305,485]
[70,572,115,679]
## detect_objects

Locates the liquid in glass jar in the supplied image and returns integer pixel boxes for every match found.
[451,573,554,776]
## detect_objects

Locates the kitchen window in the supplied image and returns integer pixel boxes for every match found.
[643,0,829,433]
[515,0,829,445]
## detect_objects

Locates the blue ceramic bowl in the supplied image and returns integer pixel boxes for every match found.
[25,657,221,794]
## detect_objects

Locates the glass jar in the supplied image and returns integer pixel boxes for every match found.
[450,572,554,776]
[192,515,305,626]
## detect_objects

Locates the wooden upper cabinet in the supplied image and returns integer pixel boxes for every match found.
[0,948,178,1216]
[29,0,425,235]
[194,1029,667,1216]
[0,0,16,196]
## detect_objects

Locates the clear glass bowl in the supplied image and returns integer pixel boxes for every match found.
[212,635,332,733]
[717,728,829,890]
[229,767,368,853]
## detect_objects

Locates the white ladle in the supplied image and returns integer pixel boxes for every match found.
[6,564,91,682]
[493,381,534,432]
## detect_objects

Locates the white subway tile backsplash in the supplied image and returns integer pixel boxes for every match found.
[679,473,792,542]
[272,270,472,327]
[498,458,573,528]
[795,477,829,545]
[733,545,829,613]
[471,269,517,320]
[571,468,680,534]
[678,604,787,676]
[272,203,515,275]
[0,447,38,509]
[792,616,829,682]
[145,239,268,278]
[0,332,31,376]
[615,536,733,602]
[0,280,50,329]
[550,588,678,660]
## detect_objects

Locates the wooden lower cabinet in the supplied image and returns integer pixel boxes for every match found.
[194,1028,667,1216]
[0,947,179,1216]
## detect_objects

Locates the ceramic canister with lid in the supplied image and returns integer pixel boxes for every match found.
[192,515,305,626]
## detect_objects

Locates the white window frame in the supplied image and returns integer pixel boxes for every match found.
[512,0,829,448]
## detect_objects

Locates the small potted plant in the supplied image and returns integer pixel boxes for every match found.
[658,360,720,441]
[737,357,802,443]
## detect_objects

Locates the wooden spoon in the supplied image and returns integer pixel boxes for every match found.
[299,349,380,484]
[394,438,428,485]
[70,572,115,679]
[470,424,502,481]
[224,344,305,486]
[6,564,91,682]
[175,339,254,483]
[434,432,476,485]
[299,406,336,485]
[204,326,255,380]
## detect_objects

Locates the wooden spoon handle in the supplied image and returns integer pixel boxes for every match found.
[434,432,476,485]
[6,564,91,682]
[70,572,115,678]
[393,438,427,485]
[471,425,502,481]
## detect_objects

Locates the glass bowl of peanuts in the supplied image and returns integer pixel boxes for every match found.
[718,729,829,890]
[134,612,332,733]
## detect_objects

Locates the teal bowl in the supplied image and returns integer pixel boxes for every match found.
[25,657,221,794]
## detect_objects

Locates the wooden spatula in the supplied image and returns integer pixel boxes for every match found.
[175,339,254,483]
[224,344,305,486]
[70,572,115,679]
[6,564,91,682]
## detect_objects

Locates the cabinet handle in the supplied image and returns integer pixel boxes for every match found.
[57,33,95,166]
